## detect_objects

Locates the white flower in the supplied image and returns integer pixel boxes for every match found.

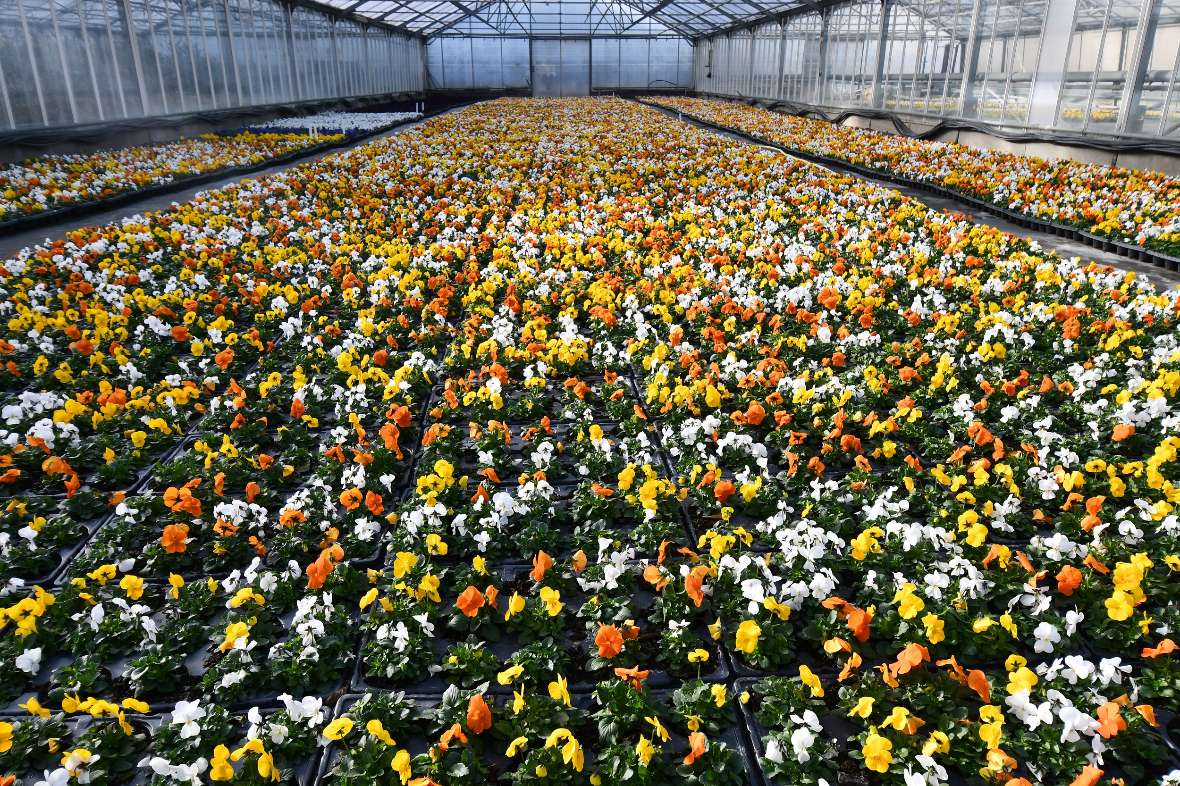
[1033,622,1060,653]
[170,700,206,739]
[16,646,41,674]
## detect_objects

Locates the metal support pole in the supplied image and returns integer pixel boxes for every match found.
[118,0,151,115]
[48,0,79,123]
[747,31,755,96]
[222,0,244,106]
[817,9,830,104]
[14,0,48,126]
[1115,0,1161,134]
[775,17,788,100]
[869,0,891,109]
[956,0,984,116]
[1026,0,1079,127]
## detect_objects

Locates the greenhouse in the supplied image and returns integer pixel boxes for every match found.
[0,2,1178,786]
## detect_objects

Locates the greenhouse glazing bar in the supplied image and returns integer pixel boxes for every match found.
[0,0,426,131]
[695,0,1180,138]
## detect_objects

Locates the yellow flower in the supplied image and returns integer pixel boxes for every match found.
[922,730,950,756]
[922,613,945,644]
[799,664,824,698]
[636,735,656,766]
[548,675,571,707]
[0,721,11,753]
[735,619,761,654]
[118,574,145,601]
[539,586,563,616]
[498,664,525,685]
[359,588,379,610]
[1106,589,1135,620]
[168,573,184,599]
[544,728,584,772]
[20,697,50,718]
[645,716,670,742]
[392,551,417,578]
[849,696,875,719]
[862,731,893,773]
[880,706,911,732]
[505,592,526,620]
[367,719,395,746]
[121,698,150,713]
[893,583,924,620]
[506,736,528,756]
[687,648,710,663]
[220,621,251,652]
[209,744,234,781]
[323,717,354,740]
[1006,666,1038,695]
[711,684,727,708]
[707,618,721,640]
[391,749,412,783]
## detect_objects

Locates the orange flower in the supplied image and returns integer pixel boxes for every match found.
[595,624,624,659]
[613,665,650,689]
[713,480,736,504]
[967,670,991,702]
[456,586,485,617]
[306,544,344,589]
[245,481,260,503]
[683,731,707,765]
[438,723,468,752]
[685,565,709,608]
[339,487,362,511]
[379,422,403,459]
[1111,423,1135,441]
[1096,701,1125,739]
[214,348,234,370]
[364,491,384,516]
[466,694,492,734]
[590,482,614,498]
[1069,765,1103,786]
[171,325,191,342]
[744,400,765,426]
[571,550,588,572]
[531,550,553,582]
[1142,639,1177,658]
[163,486,202,517]
[1056,565,1082,596]
[1135,704,1158,726]
[161,523,189,554]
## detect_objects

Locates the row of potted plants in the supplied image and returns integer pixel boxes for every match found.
[0,96,1177,784]
[641,96,1180,257]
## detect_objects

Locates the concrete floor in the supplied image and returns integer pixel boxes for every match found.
[3,102,1178,291]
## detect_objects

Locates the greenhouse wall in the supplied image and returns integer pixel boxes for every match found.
[694,0,1180,139]
[427,36,693,94]
[0,0,425,132]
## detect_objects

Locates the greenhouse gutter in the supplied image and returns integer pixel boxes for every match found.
[0,106,457,241]
[637,99,1180,274]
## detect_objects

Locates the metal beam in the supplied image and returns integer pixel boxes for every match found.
[1114,0,1160,133]
[955,0,984,115]
[1026,0,1079,126]
[869,0,891,108]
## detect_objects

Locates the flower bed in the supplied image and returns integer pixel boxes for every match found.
[0,96,1178,785]
[0,132,344,225]
[642,96,1180,259]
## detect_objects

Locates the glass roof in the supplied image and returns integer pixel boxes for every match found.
[311,0,814,38]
